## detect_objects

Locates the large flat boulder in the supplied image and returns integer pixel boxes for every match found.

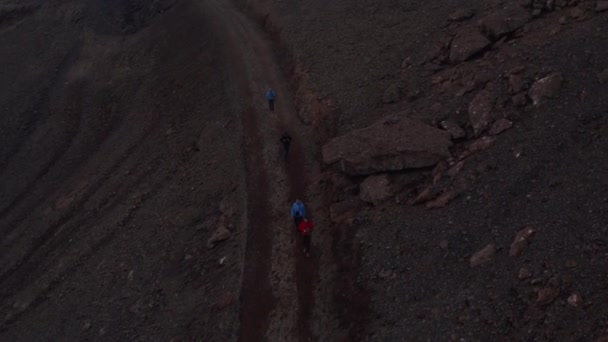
[322,116,453,175]
[479,3,531,40]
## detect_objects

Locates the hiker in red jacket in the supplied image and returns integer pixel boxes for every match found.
[298,218,314,257]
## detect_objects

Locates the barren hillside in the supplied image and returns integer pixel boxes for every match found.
[1,0,607,340]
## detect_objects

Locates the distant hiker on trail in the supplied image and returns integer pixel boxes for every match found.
[291,199,306,230]
[280,133,292,161]
[266,88,276,111]
[298,218,314,257]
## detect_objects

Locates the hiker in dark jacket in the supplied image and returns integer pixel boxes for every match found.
[290,199,306,230]
[298,218,314,257]
[280,133,292,161]
[266,88,276,111]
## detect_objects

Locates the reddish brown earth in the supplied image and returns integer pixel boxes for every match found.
[2,0,608,340]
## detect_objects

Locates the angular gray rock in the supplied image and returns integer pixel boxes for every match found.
[470,244,496,268]
[597,1,608,12]
[449,9,475,21]
[359,174,393,206]
[510,226,535,257]
[469,89,496,135]
[440,120,466,139]
[529,72,563,106]
[537,287,559,305]
[488,118,513,135]
[207,225,231,249]
[322,116,453,175]
[450,29,491,63]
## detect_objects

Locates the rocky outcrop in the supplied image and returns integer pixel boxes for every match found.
[322,116,453,175]
[468,89,496,135]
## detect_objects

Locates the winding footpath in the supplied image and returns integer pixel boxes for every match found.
[198,0,329,340]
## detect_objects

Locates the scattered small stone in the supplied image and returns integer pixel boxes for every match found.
[565,260,578,268]
[519,0,532,7]
[207,225,232,249]
[518,267,532,280]
[489,118,513,136]
[449,8,475,21]
[529,72,563,106]
[378,269,393,279]
[426,189,459,209]
[410,185,441,205]
[548,275,561,287]
[383,84,401,104]
[508,74,526,94]
[537,287,560,305]
[468,89,496,135]
[447,161,465,178]
[597,1,608,12]
[567,292,583,308]
[512,93,528,107]
[440,120,466,139]
[440,240,449,250]
[530,277,543,285]
[184,254,193,261]
[82,321,92,331]
[215,292,234,310]
[430,102,443,114]
[462,136,496,158]
[510,226,536,257]
[470,244,496,268]
[598,69,608,84]
[569,6,585,19]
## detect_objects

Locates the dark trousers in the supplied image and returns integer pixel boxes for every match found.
[294,215,303,231]
[268,99,274,111]
[302,234,311,252]
[282,143,290,161]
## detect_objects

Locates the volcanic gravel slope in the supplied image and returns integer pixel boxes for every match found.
[2,0,608,340]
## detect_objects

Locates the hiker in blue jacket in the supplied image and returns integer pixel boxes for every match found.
[266,88,276,111]
[291,199,306,230]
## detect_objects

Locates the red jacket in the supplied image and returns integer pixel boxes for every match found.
[298,220,314,236]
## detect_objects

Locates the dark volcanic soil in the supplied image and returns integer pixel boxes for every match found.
[0,0,249,340]
[2,0,608,340]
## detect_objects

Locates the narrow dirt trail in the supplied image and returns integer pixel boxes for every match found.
[198,0,325,340]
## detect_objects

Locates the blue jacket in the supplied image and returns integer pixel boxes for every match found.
[266,89,276,100]
[291,201,306,218]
